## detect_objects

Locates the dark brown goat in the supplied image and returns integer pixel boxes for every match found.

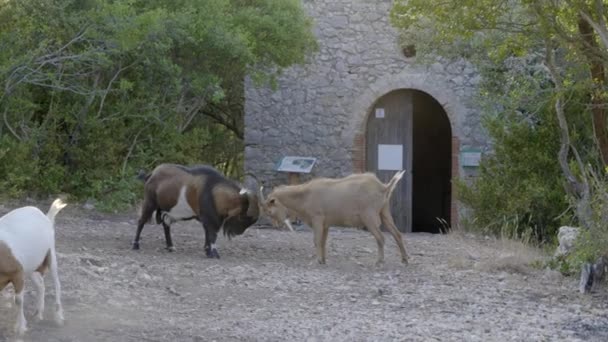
[133,164,260,258]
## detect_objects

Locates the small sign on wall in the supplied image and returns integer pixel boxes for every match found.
[460,149,482,167]
[375,108,385,118]
[275,156,317,173]
[378,144,403,171]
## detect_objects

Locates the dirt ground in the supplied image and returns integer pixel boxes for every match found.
[1,201,608,342]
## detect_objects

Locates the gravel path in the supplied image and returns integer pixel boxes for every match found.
[0,203,607,342]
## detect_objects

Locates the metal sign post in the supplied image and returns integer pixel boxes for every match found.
[275,156,318,225]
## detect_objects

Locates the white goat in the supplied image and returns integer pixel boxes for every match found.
[0,198,67,338]
[259,171,408,265]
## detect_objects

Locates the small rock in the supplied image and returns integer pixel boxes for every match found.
[83,199,96,210]
[80,257,103,267]
[138,272,152,282]
[166,286,180,296]
[92,266,108,275]
[555,226,580,257]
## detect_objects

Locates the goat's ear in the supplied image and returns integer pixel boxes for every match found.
[269,198,275,205]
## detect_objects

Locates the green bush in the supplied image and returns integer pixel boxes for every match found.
[563,170,608,273]
[457,90,594,243]
[0,0,316,211]
[0,136,39,197]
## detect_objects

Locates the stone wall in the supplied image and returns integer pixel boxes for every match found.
[244,0,490,191]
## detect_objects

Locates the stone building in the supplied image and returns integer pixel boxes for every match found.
[244,0,490,233]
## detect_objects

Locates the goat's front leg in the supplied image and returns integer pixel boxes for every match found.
[201,217,220,259]
[311,220,325,264]
[204,228,220,259]
[30,272,45,320]
[1,285,14,308]
[49,249,64,326]
[320,224,330,264]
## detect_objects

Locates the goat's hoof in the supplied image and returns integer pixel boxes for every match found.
[132,242,140,250]
[14,323,27,335]
[206,249,220,259]
[375,260,385,267]
[402,258,409,265]
[166,246,176,252]
[33,310,43,321]
[55,310,65,326]
[317,259,326,265]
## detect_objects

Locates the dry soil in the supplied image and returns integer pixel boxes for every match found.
[0,202,607,342]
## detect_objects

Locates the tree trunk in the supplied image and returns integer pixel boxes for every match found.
[545,41,593,228]
[578,16,608,167]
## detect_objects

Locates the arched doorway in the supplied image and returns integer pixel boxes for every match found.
[366,89,452,233]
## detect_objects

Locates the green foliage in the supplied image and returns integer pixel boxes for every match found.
[0,0,317,210]
[565,170,608,272]
[0,136,38,197]
[457,88,593,242]
[390,0,607,245]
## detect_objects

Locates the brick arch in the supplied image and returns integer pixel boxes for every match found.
[346,71,464,228]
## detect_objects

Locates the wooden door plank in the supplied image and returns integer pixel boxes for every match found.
[365,90,413,232]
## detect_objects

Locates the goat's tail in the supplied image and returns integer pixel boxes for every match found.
[383,170,406,204]
[47,198,68,225]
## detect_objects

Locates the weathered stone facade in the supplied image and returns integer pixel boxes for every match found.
[244,0,490,222]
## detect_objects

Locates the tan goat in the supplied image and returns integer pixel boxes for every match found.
[259,171,408,265]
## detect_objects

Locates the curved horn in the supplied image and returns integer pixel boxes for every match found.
[243,172,261,189]
[243,172,263,198]
[258,185,266,202]
[244,172,260,182]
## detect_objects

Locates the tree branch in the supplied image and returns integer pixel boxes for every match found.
[2,107,21,141]
[97,62,135,118]
[122,123,151,176]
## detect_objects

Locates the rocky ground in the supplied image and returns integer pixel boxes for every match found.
[0,201,607,342]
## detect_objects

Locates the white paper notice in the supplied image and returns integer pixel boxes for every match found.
[378,144,403,171]
[375,108,385,118]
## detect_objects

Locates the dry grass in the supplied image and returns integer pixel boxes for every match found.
[444,226,548,274]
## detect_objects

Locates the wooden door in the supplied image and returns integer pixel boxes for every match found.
[365,90,413,232]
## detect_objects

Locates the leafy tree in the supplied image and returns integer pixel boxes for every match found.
[0,0,317,209]
[390,0,608,239]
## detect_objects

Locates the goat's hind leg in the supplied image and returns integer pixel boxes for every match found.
[162,222,176,252]
[49,248,64,326]
[361,213,385,266]
[133,202,157,250]
[12,273,27,337]
[380,206,409,264]
[30,272,45,321]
